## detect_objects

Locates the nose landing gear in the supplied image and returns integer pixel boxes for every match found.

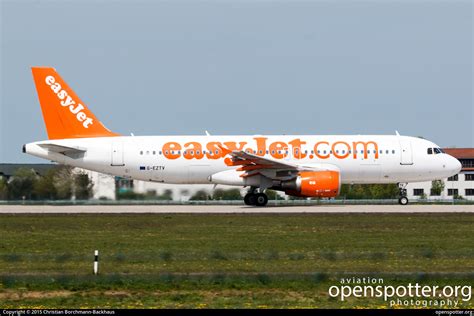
[244,187,269,207]
[398,183,409,205]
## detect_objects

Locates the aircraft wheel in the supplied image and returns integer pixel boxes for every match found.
[244,193,257,206]
[255,193,268,207]
[398,196,409,205]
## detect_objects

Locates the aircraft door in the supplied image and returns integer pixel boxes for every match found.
[111,142,125,166]
[399,139,413,165]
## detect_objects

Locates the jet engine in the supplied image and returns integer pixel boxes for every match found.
[277,170,341,198]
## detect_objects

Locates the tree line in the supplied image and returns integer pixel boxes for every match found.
[0,166,93,200]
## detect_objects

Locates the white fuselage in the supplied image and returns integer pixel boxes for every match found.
[25,135,461,186]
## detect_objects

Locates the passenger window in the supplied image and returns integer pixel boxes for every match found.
[392,150,395,154]
[386,150,389,154]
[140,151,143,155]
[159,151,162,155]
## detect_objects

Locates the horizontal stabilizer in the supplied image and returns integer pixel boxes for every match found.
[38,143,87,155]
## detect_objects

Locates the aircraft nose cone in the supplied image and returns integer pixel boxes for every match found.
[447,155,462,175]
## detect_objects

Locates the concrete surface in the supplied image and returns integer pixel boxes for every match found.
[0,204,473,213]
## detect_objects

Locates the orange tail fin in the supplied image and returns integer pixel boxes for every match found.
[31,67,119,139]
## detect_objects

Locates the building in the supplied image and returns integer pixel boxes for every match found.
[78,169,116,200]
[114,178,243,201]
[406,148,474,201]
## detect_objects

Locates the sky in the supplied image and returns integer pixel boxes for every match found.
[1,0,472,163]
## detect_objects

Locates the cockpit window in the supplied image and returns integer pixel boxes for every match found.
[428,148,444,155]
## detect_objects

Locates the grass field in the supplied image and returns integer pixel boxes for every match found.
[0,213,473,308]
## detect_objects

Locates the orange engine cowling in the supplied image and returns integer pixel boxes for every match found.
[282,171,340,198]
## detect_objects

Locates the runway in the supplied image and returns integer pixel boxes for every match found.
[0,204,473,213]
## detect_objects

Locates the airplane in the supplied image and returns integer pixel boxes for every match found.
[24,67,462,206]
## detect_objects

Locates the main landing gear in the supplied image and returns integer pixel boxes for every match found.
[398,183,409,205]
[244,187,268,207]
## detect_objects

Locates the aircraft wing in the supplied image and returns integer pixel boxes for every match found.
[219,145,337,179]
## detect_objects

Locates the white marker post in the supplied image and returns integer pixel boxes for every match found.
[93,250,99,275]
